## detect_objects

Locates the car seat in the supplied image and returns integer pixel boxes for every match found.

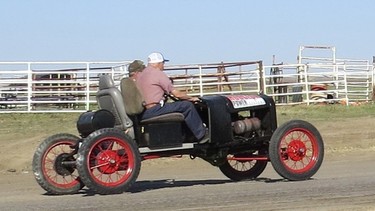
[96,75,134,131]
[96,75,184,136]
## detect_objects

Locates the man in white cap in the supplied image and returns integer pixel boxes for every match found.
[136,52,207,143]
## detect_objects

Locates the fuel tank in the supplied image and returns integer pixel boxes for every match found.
[76,109,116,137]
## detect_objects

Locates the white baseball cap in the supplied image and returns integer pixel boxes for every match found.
[147,52,169,64]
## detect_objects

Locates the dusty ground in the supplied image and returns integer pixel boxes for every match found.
[1,116,374,173]
[0,116,374,210]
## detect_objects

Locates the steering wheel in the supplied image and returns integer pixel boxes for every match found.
[164,93,204,104]
[165,93,180,102]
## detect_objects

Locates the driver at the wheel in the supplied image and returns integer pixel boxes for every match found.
[135,52,207,143]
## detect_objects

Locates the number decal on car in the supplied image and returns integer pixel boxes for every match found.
[225,95,266,108]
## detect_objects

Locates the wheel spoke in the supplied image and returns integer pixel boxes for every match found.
[90,161,110,170]
[280,128,319,172]
[76,129,142,194]
[33,134,83,194]
[89,139,134,185]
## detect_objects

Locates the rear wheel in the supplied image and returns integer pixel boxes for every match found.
[269,120,324,181]
[76,128,141,194]
[219,150,267,181]
[32,133,84,195]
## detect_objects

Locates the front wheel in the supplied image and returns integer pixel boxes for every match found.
[219,150,268,181]
[76,128,141,194]
[269,120,324,181]
[32,133,84,195]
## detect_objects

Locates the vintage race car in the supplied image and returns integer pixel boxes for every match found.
[32,75,324,195]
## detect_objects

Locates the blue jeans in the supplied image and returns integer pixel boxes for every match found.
[141,101,206,140]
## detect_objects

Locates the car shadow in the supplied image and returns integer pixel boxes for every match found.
[128,176,294,193]
[45,177,297,196]
[128,179,229,193]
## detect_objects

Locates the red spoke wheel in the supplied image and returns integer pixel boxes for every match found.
[76,128,141,194]
[269,120,324,181]
[219,150,267,181]
[32,133,84,195]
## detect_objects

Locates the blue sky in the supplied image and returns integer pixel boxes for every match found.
[0,1,374,65]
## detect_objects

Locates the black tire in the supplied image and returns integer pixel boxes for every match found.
[32,133,84,195]
[219,150,268,181]
[269,120,324,181]
[76,128,141,194]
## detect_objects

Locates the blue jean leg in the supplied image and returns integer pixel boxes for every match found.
[141,101,206,140]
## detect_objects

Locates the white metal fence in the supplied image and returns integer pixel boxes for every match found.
[166,61,263,96]
[0,58,374,113]
[0,61,129,113]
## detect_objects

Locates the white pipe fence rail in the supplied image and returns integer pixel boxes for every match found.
[0,60,374,113]
[0,61,129,113]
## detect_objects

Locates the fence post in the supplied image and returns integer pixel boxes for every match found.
[85,63,90,110]
[27,63,32,111]
[304,64,309,105]
[198,65,203,97]
[258,61,264,94]
[344,72,349,106]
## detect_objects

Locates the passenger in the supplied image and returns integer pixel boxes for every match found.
[135,52,207,143]
[127,60,145,81]
[120,60,146,115]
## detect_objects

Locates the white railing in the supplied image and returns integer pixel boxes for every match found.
[0,61,130,113]
[263,63,374,106]
[294,45,373,105]
[0,60,374,113]
[0,61,263,113]
[165,61,263,96]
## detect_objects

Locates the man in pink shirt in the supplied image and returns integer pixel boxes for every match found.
[136,52,206,142]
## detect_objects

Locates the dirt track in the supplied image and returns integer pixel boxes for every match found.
[0,152,374,211]
[0,116,374,210]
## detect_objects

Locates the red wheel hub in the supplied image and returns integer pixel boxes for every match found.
[96,150,122,174]
[287,140,307,161]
